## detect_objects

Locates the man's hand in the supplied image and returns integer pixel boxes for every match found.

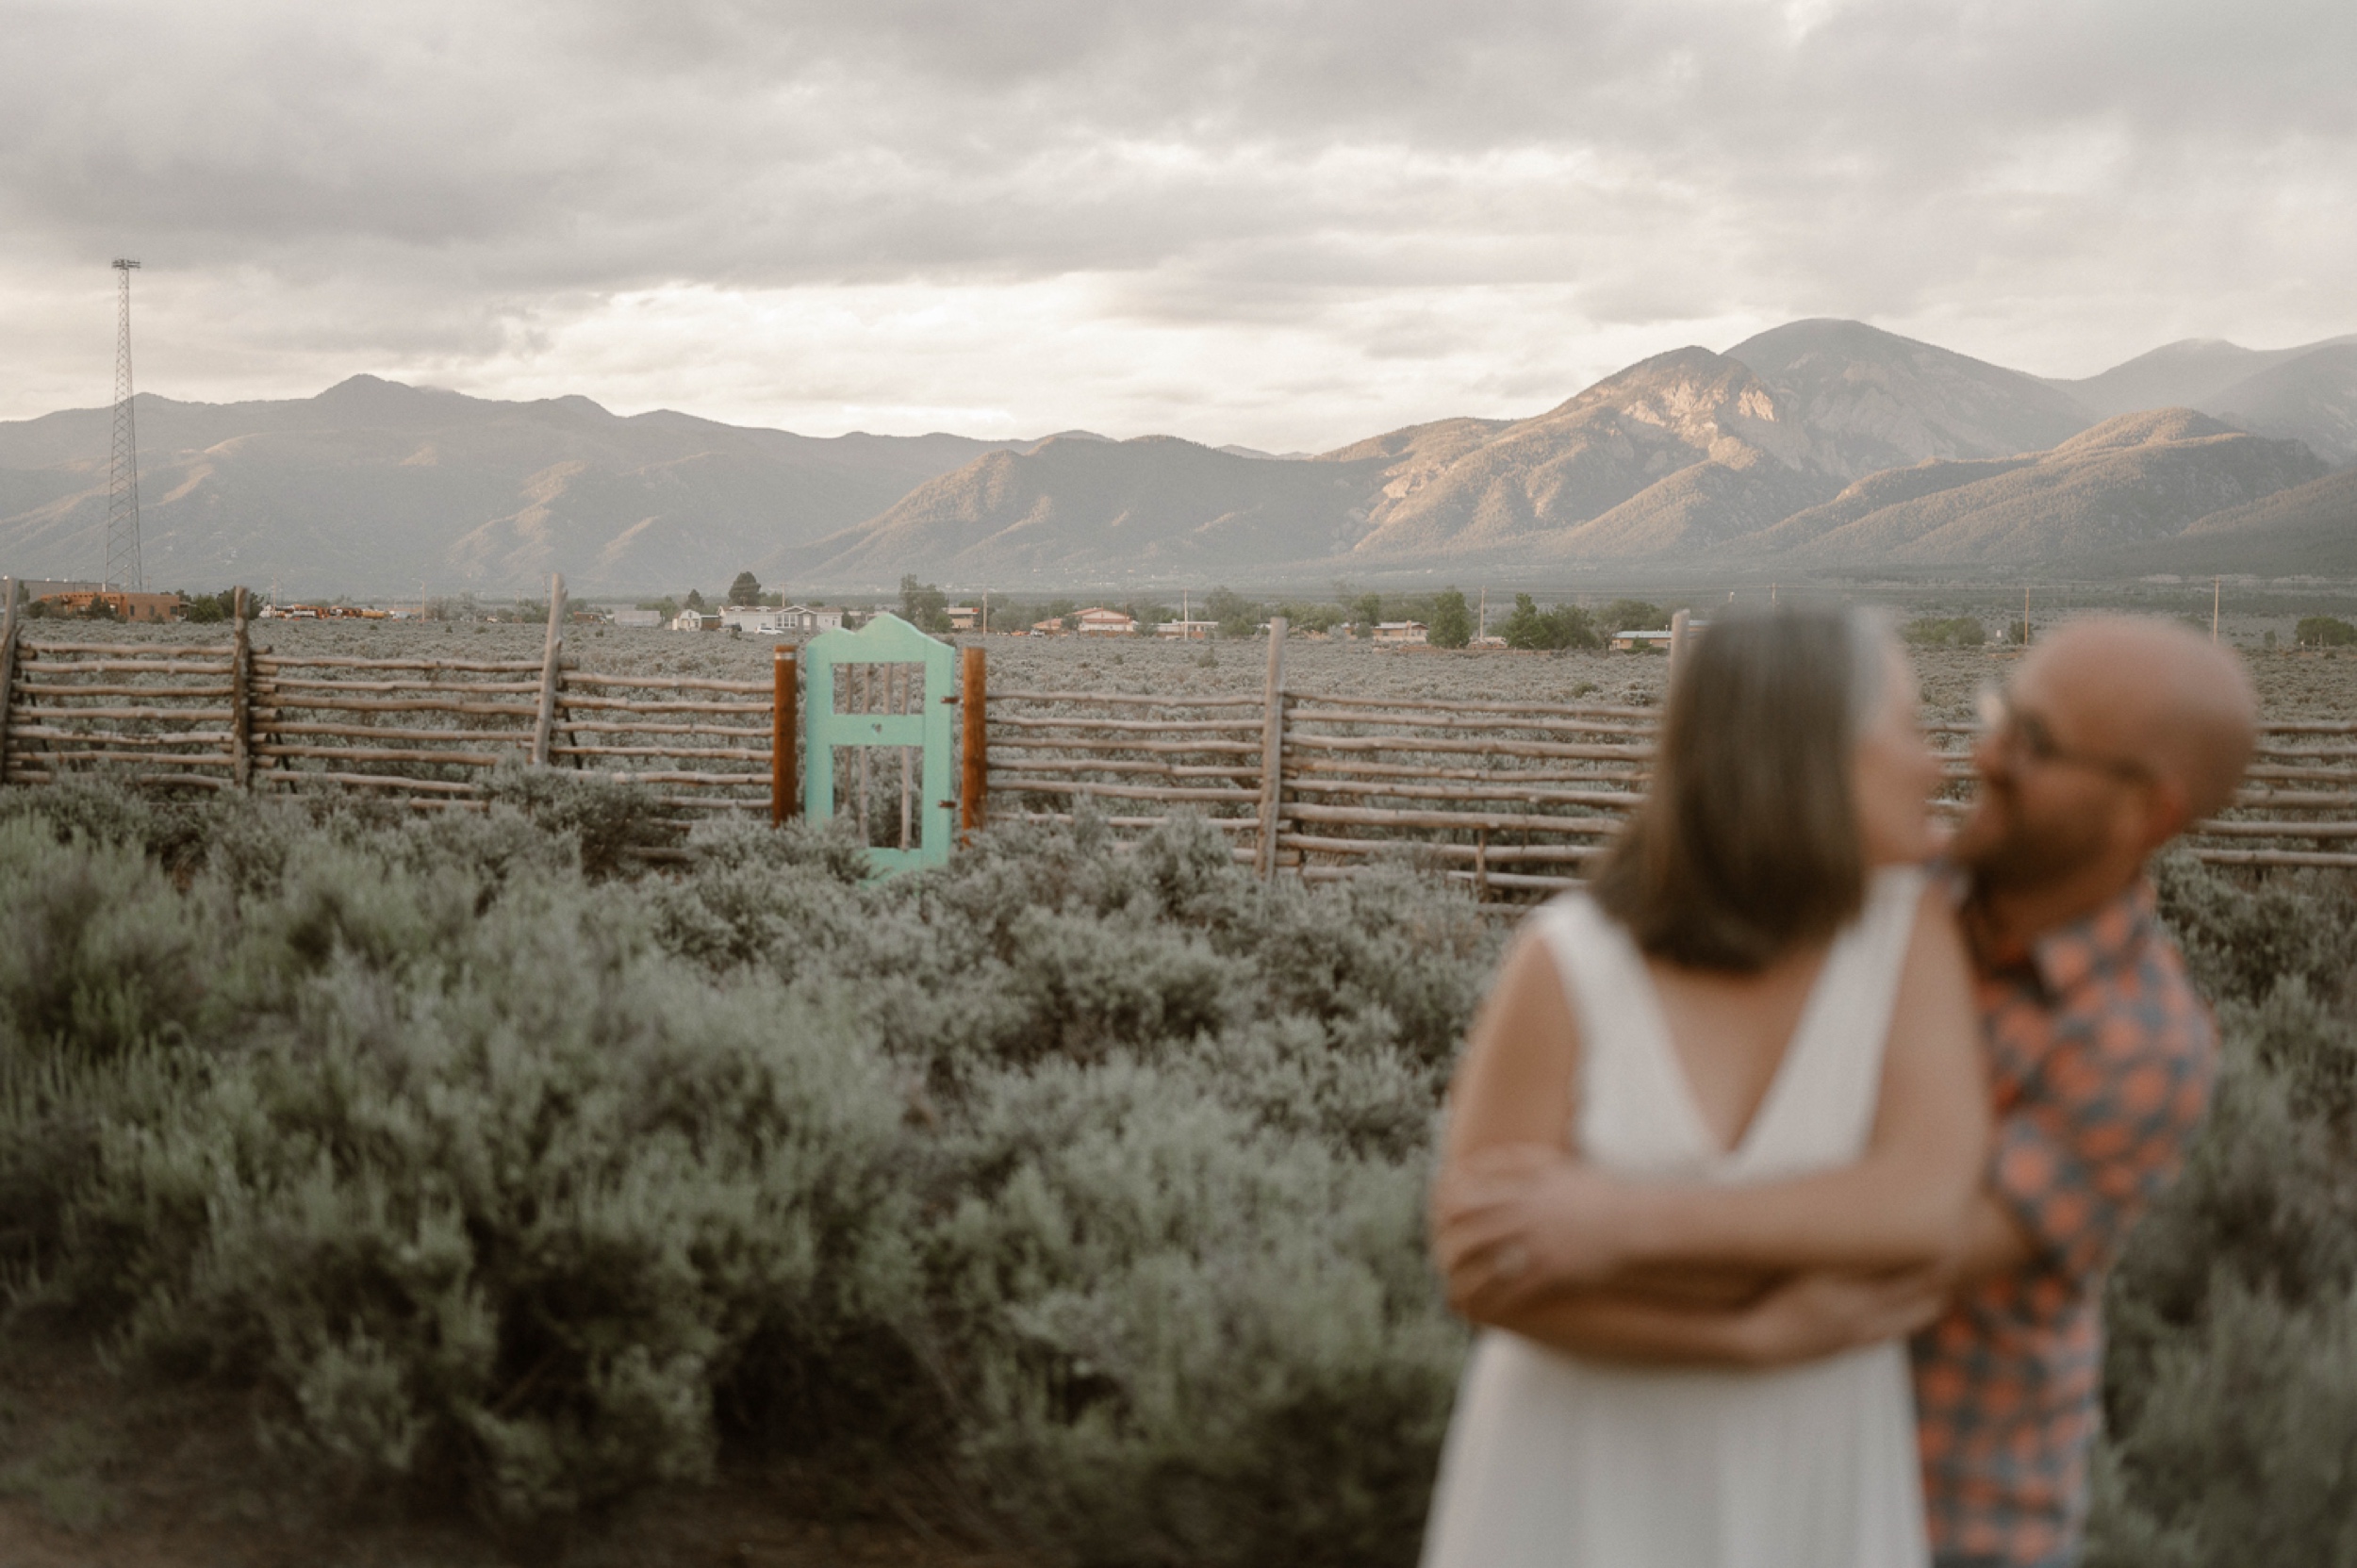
[1739,1265,1953,1366]
[1433,1143,1636,1317]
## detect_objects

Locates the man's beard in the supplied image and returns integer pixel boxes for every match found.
[1951,781,2114,892]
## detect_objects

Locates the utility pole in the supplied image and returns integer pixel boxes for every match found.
[104,258,144,593]
[2212,576,2221,642]
[1477,586,1487,643]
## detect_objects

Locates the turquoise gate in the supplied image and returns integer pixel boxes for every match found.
[799,613,955,875]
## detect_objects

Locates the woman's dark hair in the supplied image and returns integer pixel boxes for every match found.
[1590,606,1887,972]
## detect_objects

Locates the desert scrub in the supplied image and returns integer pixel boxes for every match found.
[20,777,2350,1566]
[2087,856,2357,1566]
[0,779,1499,1552]
[930,1056,1461,1568]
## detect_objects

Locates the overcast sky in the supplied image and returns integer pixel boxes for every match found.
[4,0,2352,451]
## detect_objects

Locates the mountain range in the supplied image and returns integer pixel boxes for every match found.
[4,320,2353,596]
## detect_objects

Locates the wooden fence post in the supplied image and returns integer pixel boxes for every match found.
[530,572,566,767]
[1257,616,1288,880]
[772,645,799,825]
[960,644,987,838]
[1668,607,1690,678]
[0,577,20,785]
[230,586,253,789]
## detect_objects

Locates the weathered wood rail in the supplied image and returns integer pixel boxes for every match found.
[4,587,2351,898]
[0,580,774,819]
[981,618,2357,898]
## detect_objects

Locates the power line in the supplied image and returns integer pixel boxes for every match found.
[105,258,144,593]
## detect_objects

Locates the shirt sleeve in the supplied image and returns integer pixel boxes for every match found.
[1986,981,2218,1282]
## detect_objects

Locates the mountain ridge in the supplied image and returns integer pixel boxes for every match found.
[7,319,2355,594]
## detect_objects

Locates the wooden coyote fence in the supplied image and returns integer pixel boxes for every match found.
[979,618,2357,898]
[6,586,2356,896]
[0,580,776,826]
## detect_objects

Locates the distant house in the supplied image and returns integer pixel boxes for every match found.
[1471,635,1508,650]
[1075,607,1137,636]
[1372,620,1429,647]
[40,590,181,623]
[1029,618,1065,636]
[1156,619,1216,640]
[779,604,846,635]
[1609,629,1676,652]
[672,609,722,632]
[712,603,846,636]
[611,609,663,628]
[946,604,981,632]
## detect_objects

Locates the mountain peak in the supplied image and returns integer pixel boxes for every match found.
[2053,405,2242,454]
[1724,317,2093,476]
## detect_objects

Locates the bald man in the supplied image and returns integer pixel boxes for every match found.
[1434,617,2257,1568]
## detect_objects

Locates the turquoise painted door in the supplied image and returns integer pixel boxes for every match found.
[801,613,955,875]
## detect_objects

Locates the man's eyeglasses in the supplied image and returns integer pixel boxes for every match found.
[1975,684,2151,784]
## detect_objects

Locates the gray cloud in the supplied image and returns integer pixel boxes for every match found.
[3,0,2352,448]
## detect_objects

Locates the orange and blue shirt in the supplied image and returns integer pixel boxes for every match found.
[1912,878,2217,1568]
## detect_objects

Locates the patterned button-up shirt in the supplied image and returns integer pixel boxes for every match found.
[1911,878,2217,1568]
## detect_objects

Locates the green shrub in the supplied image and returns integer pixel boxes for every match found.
[2295,615,2357,648]
[1902,615,1987,648]
[931,1059,1460,1568]
[2093,854,2357,1563]
[78,879,918,1523]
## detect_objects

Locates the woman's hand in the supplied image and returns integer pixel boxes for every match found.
[1433,1143,1635,1317]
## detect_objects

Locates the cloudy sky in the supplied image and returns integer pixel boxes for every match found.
[4,0,2352,451]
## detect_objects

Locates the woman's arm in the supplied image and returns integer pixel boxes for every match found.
[1441,886,1990,1310]
[1429,928,1585,1236]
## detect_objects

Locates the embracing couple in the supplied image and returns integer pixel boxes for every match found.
[1422,608,2256,1568]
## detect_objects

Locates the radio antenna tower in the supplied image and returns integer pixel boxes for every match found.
[105,257,144,593]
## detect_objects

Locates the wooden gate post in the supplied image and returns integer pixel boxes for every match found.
[230,586,253,789]
[960,644,987,838]
[1257,616,1288,880]
[0,578,21,785]
[772,645,799,825]
[1668,607,1690,679]
[530,572,567,767]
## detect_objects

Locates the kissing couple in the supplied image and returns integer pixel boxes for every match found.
[1422,607,2255,1568]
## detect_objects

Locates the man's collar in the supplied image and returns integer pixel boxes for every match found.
[1958,874,2157,997]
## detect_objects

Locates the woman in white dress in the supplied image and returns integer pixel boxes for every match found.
[1420,608,1987,1568]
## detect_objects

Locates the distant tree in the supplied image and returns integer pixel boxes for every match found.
[638,597,681,620]
[1043,597,1080,630]
[1596,598,1669,634]
[178,588,239,624]
[1903,615,1987,648]
[728,570,763,607]
[683,588,707,613]
[1501,594,1601,651]
[1124,600,1176,631]
[2297,615,2357,648]
[1287,602,1345,635]
[1208,586,1261,639]
[1428,587,1473,650]
[1352,593,1384,638]
[899,574,951,633]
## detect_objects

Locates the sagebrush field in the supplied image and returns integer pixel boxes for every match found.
[0,769,2351,1567]
[2,627,2354,1567]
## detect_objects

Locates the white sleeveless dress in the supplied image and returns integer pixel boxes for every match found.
[1421,868,1931,1568]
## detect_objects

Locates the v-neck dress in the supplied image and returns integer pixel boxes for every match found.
[1420,867,1931,1568]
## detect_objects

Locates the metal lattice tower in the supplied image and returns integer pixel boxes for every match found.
[105,257,143,593]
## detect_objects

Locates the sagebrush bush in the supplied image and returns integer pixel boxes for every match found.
[14,781,2347,1566]
[0,781,1499,1549]
[2091,855,2357,1564]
